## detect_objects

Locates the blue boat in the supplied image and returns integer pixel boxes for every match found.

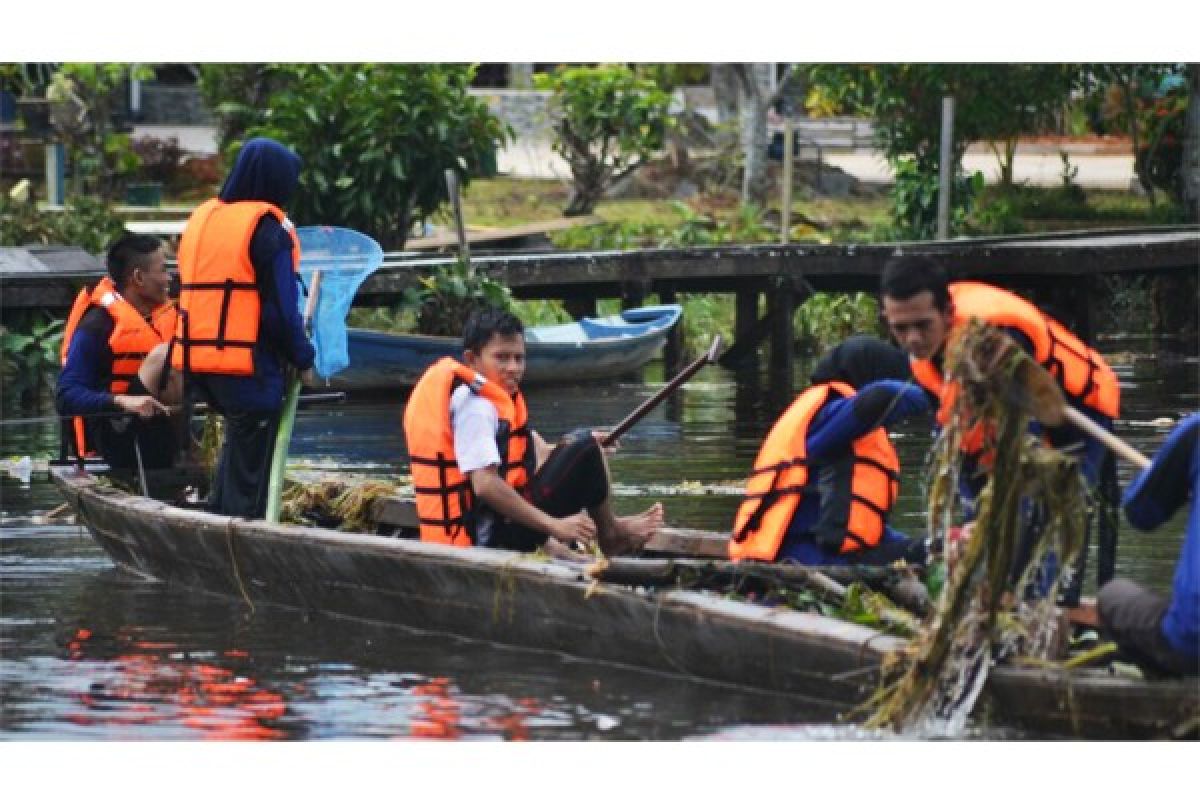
[319,304,683,391]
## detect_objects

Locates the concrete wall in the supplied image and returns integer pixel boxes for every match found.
[468,89,559,141]
[138,85,213,126]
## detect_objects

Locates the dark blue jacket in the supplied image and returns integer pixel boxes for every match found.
[779,379,930,564]
[1122,413,1199,659]
[194,138,315,413]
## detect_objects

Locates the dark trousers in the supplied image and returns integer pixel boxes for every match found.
[480,429,608,552]
[1098,577,1199,676]
[95,375,176,470]
[208,408,280,519]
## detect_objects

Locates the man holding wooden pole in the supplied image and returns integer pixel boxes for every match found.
[879,255,1120,603]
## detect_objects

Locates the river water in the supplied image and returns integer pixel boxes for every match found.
[1,336,1194,741]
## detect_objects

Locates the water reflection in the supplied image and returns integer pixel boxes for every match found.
[0,336,1195,740]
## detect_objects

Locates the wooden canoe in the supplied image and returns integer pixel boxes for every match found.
[320,304,683,391]
[52,469,1199,739]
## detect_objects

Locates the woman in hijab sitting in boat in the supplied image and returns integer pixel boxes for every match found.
[729,336,932,566]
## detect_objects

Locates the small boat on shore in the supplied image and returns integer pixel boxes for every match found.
[52,468,1199,739]
[319,304,682,391]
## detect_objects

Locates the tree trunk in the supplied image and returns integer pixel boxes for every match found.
[1182,64,1200,221]
[710,63,740,149]
[733,64,774,207]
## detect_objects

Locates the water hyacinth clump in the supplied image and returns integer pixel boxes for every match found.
[862,320,1087,735]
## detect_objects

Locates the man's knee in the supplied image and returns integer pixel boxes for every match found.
[139,343,180,402]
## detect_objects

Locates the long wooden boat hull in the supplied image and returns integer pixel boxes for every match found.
[52,468,898,711]
[53,469,1199,738]
[320,304,682,390]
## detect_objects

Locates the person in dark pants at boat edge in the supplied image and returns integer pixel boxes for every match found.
[404,307,664,559]
[730,335,932,566]
[1097,413,1199,677]
[171,137,315,519]
[879,255,1121,604]
[57,233,181,469]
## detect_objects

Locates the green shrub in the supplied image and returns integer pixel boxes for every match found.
[237,64,510,250]
[0,194,125,251]
[1,311,63,413]
[535,65,673,217]
[401,258,514,337]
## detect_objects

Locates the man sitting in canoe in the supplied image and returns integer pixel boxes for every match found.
[403,307,663,557]
[1098,413,1199,676]
[56,234,181,469]
[879,255,1120,602]
[730,336,931,566]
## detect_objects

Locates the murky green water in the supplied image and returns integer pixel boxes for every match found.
[1,336,1194,740]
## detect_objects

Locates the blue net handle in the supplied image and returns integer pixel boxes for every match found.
[295,226,384,379]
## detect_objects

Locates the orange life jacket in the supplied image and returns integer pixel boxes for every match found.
[60,276,179,457]
[911,281,1120,454]
[403,357,535,546]
[171,198,301,376]
[729,381,900,562]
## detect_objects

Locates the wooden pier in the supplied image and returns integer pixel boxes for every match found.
[3,226,1196,387]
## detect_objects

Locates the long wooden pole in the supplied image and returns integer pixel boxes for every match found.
[1064,406,1151,469]
[600,336,721,447]
[265,271,321,524]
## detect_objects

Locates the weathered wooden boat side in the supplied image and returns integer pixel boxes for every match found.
[53,468,898,709]
[54,469,1200,738]
[324,304,682,390]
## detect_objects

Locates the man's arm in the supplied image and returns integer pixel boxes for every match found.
[56,323,167,419]
[252,221,315,371]
[1123,415,1199,531]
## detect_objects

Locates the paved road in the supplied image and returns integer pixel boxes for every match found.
[135,124,1139,191]
[499,138,1138,190]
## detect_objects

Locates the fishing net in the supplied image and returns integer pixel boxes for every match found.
[861,319,1088,735]
[295,226,384,379]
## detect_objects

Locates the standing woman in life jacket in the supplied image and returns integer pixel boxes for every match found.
[172,137,315,518]
[56,234,181,469]
[730,336,932,566]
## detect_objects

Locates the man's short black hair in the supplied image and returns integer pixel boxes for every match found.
[106,234,164,288]
[463,306,524,353]
[880,255,950,311]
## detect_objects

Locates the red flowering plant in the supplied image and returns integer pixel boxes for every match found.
[1135,89,1187,201]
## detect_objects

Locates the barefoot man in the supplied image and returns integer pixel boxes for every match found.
[404,307,663,558]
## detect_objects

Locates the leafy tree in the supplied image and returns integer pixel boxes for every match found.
[1084,64,1188,203]
[709,63,799,207]
[45,63,151,201]
[196,64,283,159]
[535,65,673,216]
[234,64,509,249]
[1183,65,1200,221]
[808,64,1060,237]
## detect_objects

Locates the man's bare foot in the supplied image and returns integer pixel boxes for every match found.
[601,502,665,556]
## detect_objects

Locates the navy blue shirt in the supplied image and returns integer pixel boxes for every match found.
[1122,413,1199,658]
[57,307,120,416]
[778,380,931,563]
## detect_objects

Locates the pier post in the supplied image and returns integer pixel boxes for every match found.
[621,278,650,310]
[563,297,598,320]
[734,289,761,368]
[659,286,683,372]
[767,275,795,388]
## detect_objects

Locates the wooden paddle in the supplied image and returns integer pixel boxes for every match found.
[600,335,722,448]
[1009,356,1151,469]
[964,324,1149,469]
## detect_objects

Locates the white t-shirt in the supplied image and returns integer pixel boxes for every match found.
[449,383,502,473]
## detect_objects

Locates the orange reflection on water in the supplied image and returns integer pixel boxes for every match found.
[65,627,288,740]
